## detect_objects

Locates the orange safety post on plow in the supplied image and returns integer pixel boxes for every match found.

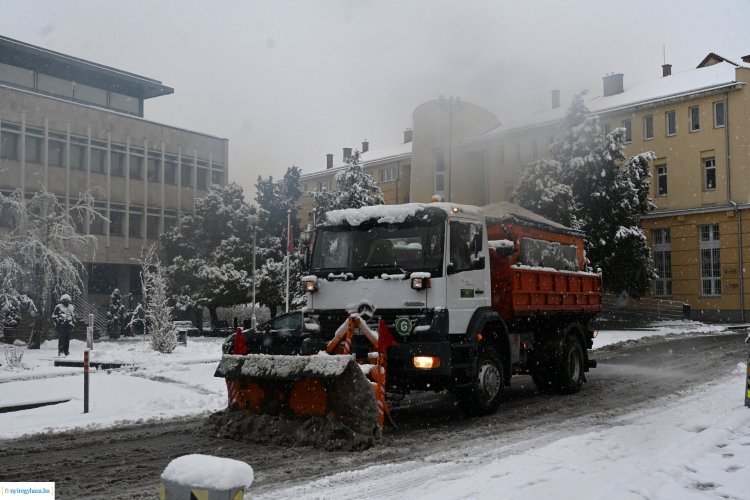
[226,327,249,407]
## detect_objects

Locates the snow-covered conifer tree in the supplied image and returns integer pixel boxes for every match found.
[138,245,178,353]
[106,288,127,339]
[514,94,657,297]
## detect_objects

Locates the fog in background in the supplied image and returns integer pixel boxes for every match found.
[3,0,749,197]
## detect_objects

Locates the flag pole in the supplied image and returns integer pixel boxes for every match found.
[285,209,291,313]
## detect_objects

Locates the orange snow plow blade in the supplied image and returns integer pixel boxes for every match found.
[215,352,380,434]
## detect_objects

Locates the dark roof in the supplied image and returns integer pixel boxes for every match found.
[697,52,740,68]
[0,35,173,99]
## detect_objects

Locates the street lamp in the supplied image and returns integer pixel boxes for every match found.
[248,213,259,330]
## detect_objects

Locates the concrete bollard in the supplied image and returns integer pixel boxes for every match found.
[160,454,253,500]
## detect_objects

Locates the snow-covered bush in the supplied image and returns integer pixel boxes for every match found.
[4,346,25,369]
[216,303,271,328]
[106,288,127,339]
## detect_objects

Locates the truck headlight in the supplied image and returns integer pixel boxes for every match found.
[302,280,318,293]
[411,277,431,290]
[413,355,441,369]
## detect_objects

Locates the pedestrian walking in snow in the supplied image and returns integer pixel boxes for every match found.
[53,294,75,356]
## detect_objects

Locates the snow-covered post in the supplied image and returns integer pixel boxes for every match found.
[86,313,93,350]
[83,348,89,413]
[160,454,253,500]
[248,214,258,330]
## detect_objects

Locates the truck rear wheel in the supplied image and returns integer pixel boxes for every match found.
[456,347,504,416]
[555,335,584,394]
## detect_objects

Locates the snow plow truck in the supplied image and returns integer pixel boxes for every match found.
[215,201,601,437]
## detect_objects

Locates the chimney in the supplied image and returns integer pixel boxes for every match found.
[343,147,352,161]
[326,153,334,169]
[742,55,750,64]
[551,89,560,109]
[403,128,413,143]
[362,140,369,153]
[662,64,672,77]
[602,73,624,97]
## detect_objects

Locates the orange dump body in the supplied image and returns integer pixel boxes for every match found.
[486,219,602,321]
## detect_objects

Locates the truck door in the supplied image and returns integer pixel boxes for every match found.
[446,220,490,334]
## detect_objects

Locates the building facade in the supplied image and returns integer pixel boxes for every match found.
[298,134,412,227]
[407,58,750,322]
[0,36,228,310]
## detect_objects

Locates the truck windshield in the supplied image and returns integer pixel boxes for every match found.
[311,218,445,277]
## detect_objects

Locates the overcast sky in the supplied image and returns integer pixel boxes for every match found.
[3,0,750,198]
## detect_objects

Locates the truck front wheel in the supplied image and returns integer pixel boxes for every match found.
[456,347,504,416]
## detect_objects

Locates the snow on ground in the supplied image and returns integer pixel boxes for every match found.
[0,321,735,441]
[259,362,750,500]
[0,337,227,439]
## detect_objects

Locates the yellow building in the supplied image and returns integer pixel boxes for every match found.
[407,56,750,322]
[298,134,412,228]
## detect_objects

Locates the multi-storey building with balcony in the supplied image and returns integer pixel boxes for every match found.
[0,35,228,309]
[407,56,750,322]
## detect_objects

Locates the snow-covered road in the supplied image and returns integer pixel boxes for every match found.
[1,324,747,499]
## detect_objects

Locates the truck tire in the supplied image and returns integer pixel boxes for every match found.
[456,347,504,416]
[555,335,585,394]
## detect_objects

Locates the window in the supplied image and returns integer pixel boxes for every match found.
[514,142,521,162]
[109,212,124,236]
[603,123,611,136]
[700,224,721,296]
[128,213,142,238]
[704,157,716,190]
[147,158,161,182]
[643,115,654,139]
[74,83,107,106]
[317,180,330,192]
[25,136,42,163]
[47,140,65,167]
[1,132,19,160]
[504,184,514,202]
[434,151,445,194]
[88,264,118,295]
[657,165,667,196]
[196,168,208,190]
[666,110,676,136]
[110,91,139,114]
[211,170,223,185]
[111,152,125,177]
[379,166,396,182]
[498,145,505,165]
[652,228,672,296]
[449,221,483,273]
[90,216,105,235]
[0,62,34,88]
[147,215,161,239]
[164,161,177,184]
[129,156,143,179]
[181,162,193,187]
[91,148,106,173]
[70,144,85,170]
[713,101,725,128]
[37,73,74,98]
[622,119,632,142]
[532,139,538,159]
[689,106,700,132]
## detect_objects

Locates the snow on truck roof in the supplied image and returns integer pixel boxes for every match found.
[324,201,581,236]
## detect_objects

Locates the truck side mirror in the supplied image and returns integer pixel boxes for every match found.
[472,255,485,270]
[447,261,456,275]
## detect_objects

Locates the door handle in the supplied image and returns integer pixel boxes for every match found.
[474,289,484,294]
